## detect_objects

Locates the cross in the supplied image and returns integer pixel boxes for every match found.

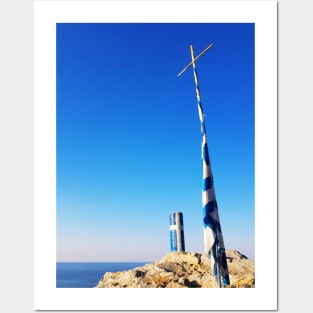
[177,43,214,77]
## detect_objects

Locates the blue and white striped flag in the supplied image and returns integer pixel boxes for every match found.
[189,44,230,286]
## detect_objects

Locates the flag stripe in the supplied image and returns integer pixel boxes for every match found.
[203,200,216,215]
[202,142,210,165]
[203,176,213,190]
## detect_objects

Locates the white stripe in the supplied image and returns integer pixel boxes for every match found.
[202,133,207,144]
[169,224,184,231]
[204,226,216,276]
[203,226,215,254]
[198,106,204,122]
[202,188,215,206]
[202,160,211,178]
[176,229,182,251]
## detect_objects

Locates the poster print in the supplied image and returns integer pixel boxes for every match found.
[34,1,277,310]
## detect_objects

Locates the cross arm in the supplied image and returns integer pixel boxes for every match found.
[177,43,214,77]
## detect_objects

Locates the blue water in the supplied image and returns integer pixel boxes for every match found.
[56,262,148,288]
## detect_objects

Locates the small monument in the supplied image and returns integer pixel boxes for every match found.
[169,212,185,252]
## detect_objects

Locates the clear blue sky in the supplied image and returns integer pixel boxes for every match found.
[56,23,255,262]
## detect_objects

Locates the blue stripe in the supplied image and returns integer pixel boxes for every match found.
[223,276,230,286]
[201,121,206,135]
[216,220,221,233]
[198,101,203,115]
[203,176,213,191]
[203,215,217,231]
[169,213,176,226]
[220,250,230,285]
[180,229,185,251]
[178,212,184,226]
[202,143,210,165]
[170,230,177,251]
[203,199,216,216]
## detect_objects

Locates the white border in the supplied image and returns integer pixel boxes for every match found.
[34,0,277,310]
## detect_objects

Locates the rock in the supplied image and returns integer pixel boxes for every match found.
[95,250,255,288]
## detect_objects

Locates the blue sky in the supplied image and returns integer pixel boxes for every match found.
[56,23,255,262]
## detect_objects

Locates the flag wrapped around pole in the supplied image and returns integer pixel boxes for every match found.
[188,44,230,287]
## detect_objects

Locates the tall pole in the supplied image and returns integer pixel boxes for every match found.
[178,44,230,287]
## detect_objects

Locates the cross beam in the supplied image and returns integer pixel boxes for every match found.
[177,43,214,77]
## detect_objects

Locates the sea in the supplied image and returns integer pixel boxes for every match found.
[56,262,148,288]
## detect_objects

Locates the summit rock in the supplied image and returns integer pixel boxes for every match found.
[95,250,255,288]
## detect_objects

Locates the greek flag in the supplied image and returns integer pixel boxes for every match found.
[190,45,230,286]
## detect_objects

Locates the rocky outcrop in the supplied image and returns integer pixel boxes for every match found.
[95,250,254,288]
